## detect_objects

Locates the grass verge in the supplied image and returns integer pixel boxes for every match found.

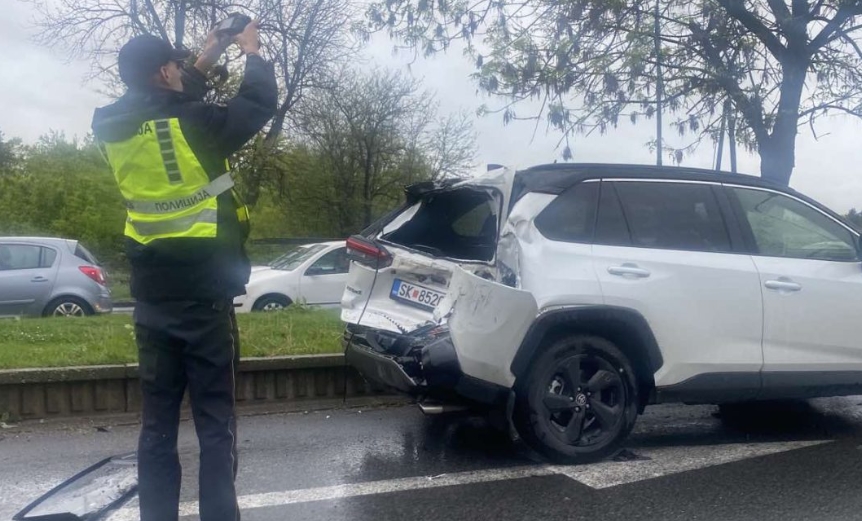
[0,308,344,370]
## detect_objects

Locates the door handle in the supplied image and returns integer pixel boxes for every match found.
[607,264,651,278]
[764,279,802,292]
[31,276,50,283]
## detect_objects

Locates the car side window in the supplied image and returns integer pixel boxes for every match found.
[595,182,632,246]
[307,248,350,275]
[41,247,58,268]
[0,245,43,270]
[534,181,599,243]
[732,188,859,262]
[614,181,732,252]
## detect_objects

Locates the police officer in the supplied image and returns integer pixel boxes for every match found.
[91,21,277,521]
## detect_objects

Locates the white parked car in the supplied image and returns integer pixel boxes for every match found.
[342,164,862,463]
[234,241,349,312]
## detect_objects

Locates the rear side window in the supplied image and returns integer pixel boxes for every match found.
[41,247,58,268]
[534,181,599,243]
[614,181,732,252]
[595,182,631,246]
[0,244,42,270]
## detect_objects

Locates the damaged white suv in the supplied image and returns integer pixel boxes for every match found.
[341,163,862,462]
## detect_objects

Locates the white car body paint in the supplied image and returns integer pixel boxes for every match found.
[592,244,764,387]
[235,241,348,313]
[341,247,462,333]
[754,255,862,373]
[436,267,538,387]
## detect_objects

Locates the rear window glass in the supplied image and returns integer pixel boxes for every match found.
[381,188,499,261]
[74,243,100,265]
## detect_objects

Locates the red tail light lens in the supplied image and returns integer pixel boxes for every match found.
[79,266,106,286]
[346,236,392,268]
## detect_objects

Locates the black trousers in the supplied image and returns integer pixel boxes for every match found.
[134,299,241,521]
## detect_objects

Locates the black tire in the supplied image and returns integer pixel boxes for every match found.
[514,335,639,463]
[252,294,291,312]
[43,296,94,317]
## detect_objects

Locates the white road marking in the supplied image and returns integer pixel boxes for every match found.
[551,439,826,489]
[105,439,827,520]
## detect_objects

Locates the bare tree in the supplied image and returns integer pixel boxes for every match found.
[26,0,357,142]
[294,68,476,233]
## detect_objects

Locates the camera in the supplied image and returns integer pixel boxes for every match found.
[214,13,252,36]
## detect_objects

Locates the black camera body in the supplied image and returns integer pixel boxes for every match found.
[214,13,252,36]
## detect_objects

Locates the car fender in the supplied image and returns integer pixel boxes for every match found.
[509,306,664,390]
[435,267,538,388]
[246,271,300,305]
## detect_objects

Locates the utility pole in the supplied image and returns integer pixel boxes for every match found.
[728,110,738,173]
[654,0,663,166]
[715,112,727,171]
[716,109,726,171]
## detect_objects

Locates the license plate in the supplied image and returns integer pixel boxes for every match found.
[390,279,446,310]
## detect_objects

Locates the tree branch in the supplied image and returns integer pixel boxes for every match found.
[715,0,787,58]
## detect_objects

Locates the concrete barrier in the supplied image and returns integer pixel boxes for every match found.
[0,355,389,421]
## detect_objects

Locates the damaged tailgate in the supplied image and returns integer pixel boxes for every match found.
[437,267,538,388]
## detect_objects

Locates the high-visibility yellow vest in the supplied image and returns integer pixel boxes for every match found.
[101,118,248,244]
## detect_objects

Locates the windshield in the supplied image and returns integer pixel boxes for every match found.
[268,244,328,271]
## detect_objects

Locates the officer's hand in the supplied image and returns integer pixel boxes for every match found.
[194,28,233,75]
[235,20,261,55]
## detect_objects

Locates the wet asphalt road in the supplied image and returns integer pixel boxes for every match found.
[2,398,862,521]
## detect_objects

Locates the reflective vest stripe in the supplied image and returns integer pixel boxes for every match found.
[129,208,219,236]
[124,172,235,214]
[154,119,183,185]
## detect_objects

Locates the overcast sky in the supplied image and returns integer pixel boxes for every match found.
[2,0,861,213]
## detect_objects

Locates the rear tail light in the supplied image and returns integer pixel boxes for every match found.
[346,235,392,268]
[79,266,106,286]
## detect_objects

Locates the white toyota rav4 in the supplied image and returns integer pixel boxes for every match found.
[341,163,862,462]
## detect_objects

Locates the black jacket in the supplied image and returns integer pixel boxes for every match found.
[92,56,278,302]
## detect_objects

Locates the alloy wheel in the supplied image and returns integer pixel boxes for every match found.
[541,353,626,447]
[53,302,85,317]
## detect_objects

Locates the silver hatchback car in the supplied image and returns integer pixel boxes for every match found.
[0,237,113,318]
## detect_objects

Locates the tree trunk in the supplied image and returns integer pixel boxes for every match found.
[758,60,806,185]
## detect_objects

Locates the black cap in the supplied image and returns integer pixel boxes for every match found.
[118,35,191,88]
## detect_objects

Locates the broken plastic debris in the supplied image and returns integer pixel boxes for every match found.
[14,453,138,521]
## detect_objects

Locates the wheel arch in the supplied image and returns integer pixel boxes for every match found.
[42,294,95,316]
[510,306,662,410]
[252,293,293,309]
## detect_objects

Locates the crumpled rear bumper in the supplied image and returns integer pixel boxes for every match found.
[343,324,509,406]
